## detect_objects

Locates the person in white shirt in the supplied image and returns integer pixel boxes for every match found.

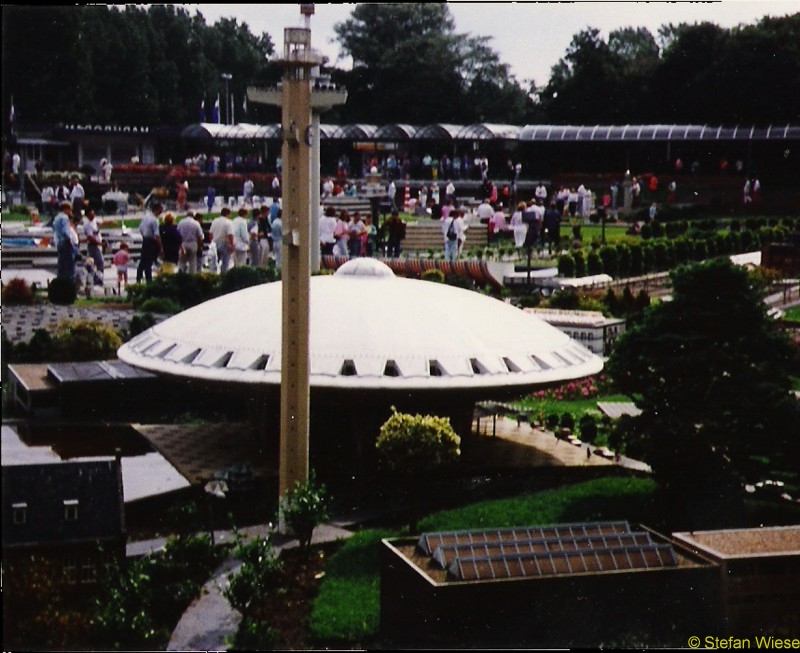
[476,199,494,227]
[41,184,56,223]
[445,180,456,203]
[535,183,548,204]
[319,206,337,256]
[69,177,85,216]
[322,177,334,199]
[510,201,528,248]
[83,208,104,284]
[442,209,465,262]
[231,208,251,267]
[243,178,255,205]
[209,208,234,273]
[177,214,204,274]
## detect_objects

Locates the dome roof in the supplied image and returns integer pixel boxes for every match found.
[117,260,602,391]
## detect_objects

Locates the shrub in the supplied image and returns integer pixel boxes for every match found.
[140,297,181,314]
[615,243,631,278]
[375,410,461,476]
[559,412,575,431]
[739,229,756,252]
[48,277,77,305]
[692,239,708,262]
[558,252,575,277]
[128,273,220,311]
[444,273,474,290]
[421,268,445,283]
[49,319,123,361]
[279,471,332,549]
[232,617,280,650]
[126,312,158,339]
[2,278,35,305]
[598,245,618,278]
[640,223,652,240]
[224,535,284,615]
[628,243,644,276]
[219,266,277,294]
[548,289,580,310]
[672,238,691,265]
[652,241,671,270]
[573,249,586,277]
[545,412,560,430]
[578,414,599,443]
[376,409,461,531]
[586,250,603,276]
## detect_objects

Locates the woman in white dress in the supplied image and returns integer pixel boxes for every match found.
[510,201,528,248]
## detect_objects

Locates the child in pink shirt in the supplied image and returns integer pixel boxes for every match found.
[113,242,130,294]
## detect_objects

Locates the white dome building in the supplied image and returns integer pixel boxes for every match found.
[118,259,602,480]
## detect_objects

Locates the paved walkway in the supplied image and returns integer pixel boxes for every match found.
[2,304,146,343]
[161,521,354,652]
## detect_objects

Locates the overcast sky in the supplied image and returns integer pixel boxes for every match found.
[185,2,798,86]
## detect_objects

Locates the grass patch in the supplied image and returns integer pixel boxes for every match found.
[309,476,655,645]
[2,211,33,223]
[783,306,800,323]
[513,393,632,420]
[309,529,394,645]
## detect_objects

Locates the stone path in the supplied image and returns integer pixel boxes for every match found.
[1,304,164,343]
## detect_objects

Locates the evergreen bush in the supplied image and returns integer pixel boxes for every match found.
[578,414,598,443]
[558,253,576,277]
[573,249,586,277]
[587,250,603,276]
[140,297,182,314]
[598,245,619,278]
[48,277,77,305]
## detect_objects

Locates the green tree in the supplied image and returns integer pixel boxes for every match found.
[606,259,800,529]
[1,5,274,126]
[375,409,461,531]
[333,3,532,124]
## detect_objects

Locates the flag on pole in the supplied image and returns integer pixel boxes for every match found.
[199,98,206,123]
[9,96,16,132]
[242,93,247,117]
[211,94,220,124]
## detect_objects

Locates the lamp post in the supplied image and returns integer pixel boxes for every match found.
[221,73,232,125]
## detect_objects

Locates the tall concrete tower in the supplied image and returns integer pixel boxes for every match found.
[245,5,348,508]
[276,9,319,500]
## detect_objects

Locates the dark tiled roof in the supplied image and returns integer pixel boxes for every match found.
[2,460,125,548]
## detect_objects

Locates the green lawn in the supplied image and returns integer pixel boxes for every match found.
[784,306,800,323]
[309,476,656,645]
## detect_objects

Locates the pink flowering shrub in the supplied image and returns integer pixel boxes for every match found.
[531,374,609,403]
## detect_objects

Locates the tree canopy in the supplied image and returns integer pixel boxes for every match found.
[2,5,798,128]
[1,5,276,126]
[332,3,533,124]
[606,258,800,528]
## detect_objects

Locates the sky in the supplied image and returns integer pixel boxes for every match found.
[185,1,798,86]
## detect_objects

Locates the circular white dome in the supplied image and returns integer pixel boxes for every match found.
[118,273,602,390]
